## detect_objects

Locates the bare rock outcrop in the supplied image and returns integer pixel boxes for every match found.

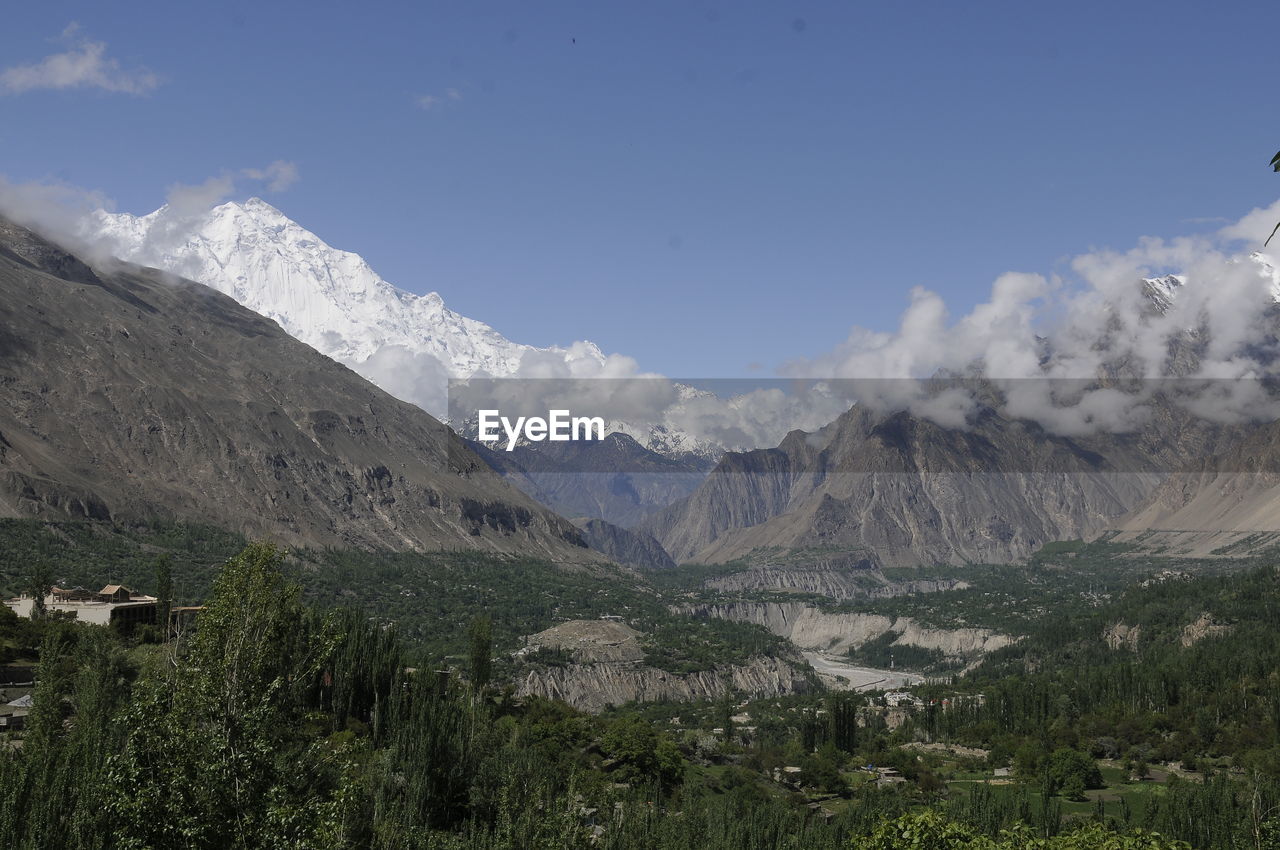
[571,518,676,570]
[1103,622,1142,651]
[643,390,1235,568]
[1180,612,1231,647]
[513,619,813,712]
[516,656,813,714]
[705,565,967,600]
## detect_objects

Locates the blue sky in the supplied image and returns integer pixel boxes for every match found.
[2,0,1278,376]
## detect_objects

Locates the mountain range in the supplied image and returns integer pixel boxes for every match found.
[27,196,1280,574]
[640,392,1241,567]
[637,259,1280,568]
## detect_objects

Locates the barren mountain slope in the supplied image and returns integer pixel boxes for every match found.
[0,216,591,558]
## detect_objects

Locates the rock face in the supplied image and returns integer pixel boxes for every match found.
[643,397,1231,568]
[570,518,676,570]
[677,601,1014,659]
[513,619,813,712]
[517,657,813,714]
[1180,613,1231,648]
[1103,623,1141,652]
[1109,420,1280,557]
[0,216,591,557]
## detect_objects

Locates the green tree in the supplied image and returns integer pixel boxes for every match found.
[153,554,172,637]
[852,810,997,849]
[1049,748,1104,794]
[26,561,53,620]
[852,811,1192,849]
[830,693,859,754]
[1062,773,1087,802]
[105,542,342,849]
[469,614,492,690]
[601,715,684,790]
[1015,740,1046,782]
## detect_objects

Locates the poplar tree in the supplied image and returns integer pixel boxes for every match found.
[153,555,172,637]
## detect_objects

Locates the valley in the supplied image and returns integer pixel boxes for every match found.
[1,197,1280,849]
[5,5,1279,846]
[5,518,1276,848]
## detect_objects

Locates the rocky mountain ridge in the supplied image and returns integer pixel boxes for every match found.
[641,398,1227,567]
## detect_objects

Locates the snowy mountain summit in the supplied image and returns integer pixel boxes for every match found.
[89,198,726,462]
[91,198,608,412]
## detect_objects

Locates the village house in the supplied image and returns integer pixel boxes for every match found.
[884,691,922,708]
[874,766,906,787]
[4,585,158,627]
[0,693,32,732]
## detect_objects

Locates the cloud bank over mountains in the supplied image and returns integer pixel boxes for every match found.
[783,200,1280,434]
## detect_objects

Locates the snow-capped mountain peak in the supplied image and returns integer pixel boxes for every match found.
[1140,274,1185,314]
[84,197,733,462]
[90,198,607,408]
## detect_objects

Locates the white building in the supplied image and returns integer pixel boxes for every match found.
[5,585,158,627]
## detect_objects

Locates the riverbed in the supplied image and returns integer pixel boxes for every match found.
[802,651,925,691]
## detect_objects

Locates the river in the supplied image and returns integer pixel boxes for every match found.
[802,651,925,691]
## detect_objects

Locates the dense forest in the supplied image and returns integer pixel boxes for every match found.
[3,537,1255,848]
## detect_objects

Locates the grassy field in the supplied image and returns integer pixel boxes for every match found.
[946,764,1172,824]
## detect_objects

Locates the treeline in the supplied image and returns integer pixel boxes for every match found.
[0,543,882,848]
[293,546,792,675]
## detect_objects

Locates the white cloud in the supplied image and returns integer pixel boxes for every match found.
[416,89,463,111]
[242,161,300,193]
[0,175,115,259]
[353,345,452,414]
[783,199,1280,434]
[1,26,159,96]
[0,163,299,268]
[163,174,238,217]
[1218,198,1280,245]
[162,162,300,216]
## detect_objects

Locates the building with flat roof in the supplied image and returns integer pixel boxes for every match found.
[4,585,158,627]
